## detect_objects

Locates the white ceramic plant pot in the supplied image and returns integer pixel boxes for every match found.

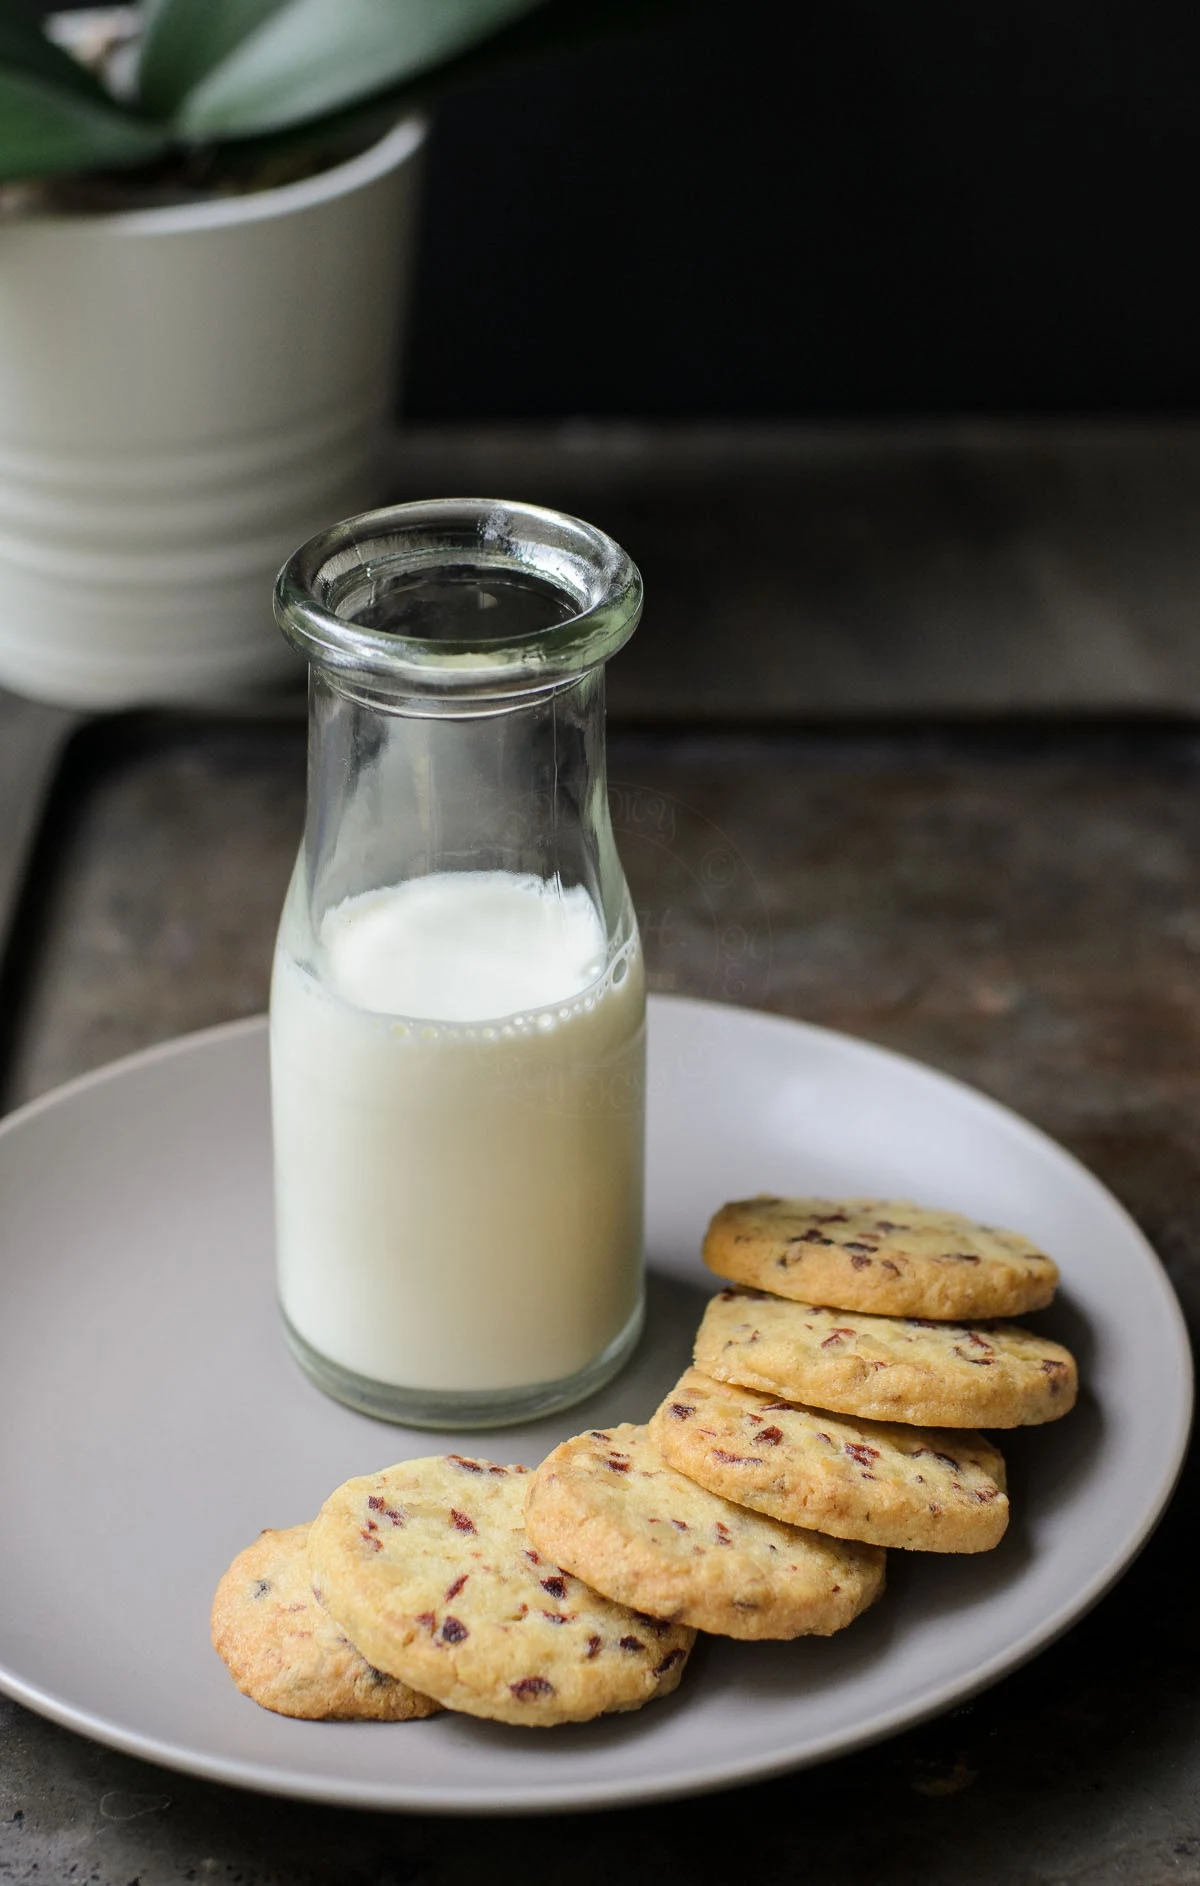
[0,117,424,708]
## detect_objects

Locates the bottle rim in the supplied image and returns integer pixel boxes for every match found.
[274,497,642,700]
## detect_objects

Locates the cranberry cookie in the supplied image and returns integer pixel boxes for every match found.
[695,1287,1077,1427]
[307,1455,695,1727]
[704,1197,1059,1320]
[652,1369,1009,1552]
[525,1422,885,1637]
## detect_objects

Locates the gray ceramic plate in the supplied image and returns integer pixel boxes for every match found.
[0,997,1190,1814]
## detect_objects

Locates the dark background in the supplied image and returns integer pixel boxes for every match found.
[404,0,1200,418]
[33,0,1200,417]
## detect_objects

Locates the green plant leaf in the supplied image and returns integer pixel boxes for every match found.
[136,0,296,120]
[0,10,115,101]
[165,0,549,141]
[0,70,168,185]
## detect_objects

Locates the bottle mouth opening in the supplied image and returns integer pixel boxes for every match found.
[274,498,642,701]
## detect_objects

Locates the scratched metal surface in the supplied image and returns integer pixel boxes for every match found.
[2,716,1199,1882]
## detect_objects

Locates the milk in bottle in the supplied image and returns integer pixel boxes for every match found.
[271,870,644,1396]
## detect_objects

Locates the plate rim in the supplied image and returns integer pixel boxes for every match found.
[0,996,1192,1814]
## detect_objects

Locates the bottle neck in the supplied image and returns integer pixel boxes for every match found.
[299,663,630,952]
[274,498,642,705]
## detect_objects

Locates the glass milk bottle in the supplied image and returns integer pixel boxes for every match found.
[269,499,645,1427]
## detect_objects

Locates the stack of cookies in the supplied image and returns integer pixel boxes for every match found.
[645,1198,1077,1560]
[211,1197,1078,1729]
